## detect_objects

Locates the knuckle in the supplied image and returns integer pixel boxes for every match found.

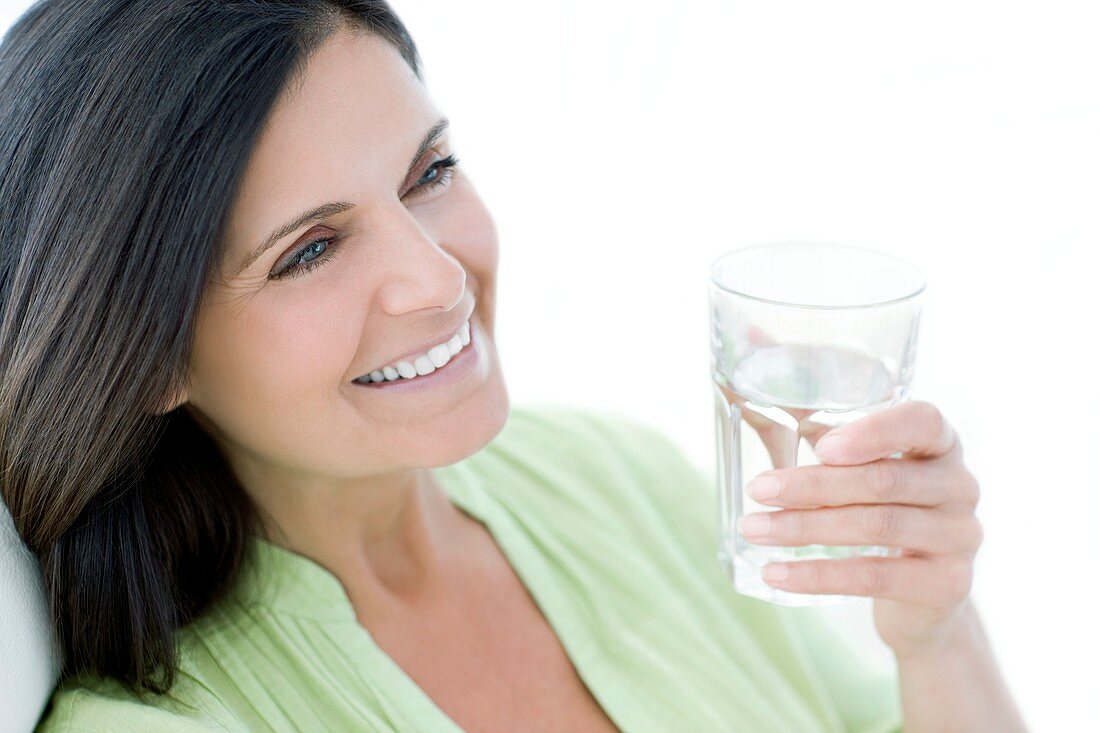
[858,561,890,594]
[943,560,974,601]
[961,472,981,509]
[861,505,899,543]
[966,517,985,553]
[870,459,900,500]
[800,560,822,587]
[911,400,947,442]
[788,509,810,542]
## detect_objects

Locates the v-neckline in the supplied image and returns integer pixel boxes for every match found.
[434,465,626,732]
[381,464,627,732]
[241,462,628,732]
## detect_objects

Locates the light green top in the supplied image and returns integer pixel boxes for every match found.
[36,403,904,732]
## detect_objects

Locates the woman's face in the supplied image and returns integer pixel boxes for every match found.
[182,28,509,486]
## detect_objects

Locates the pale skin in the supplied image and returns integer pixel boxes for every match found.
[162,27,617,733]
[159,23,1026,733]
[741,399,1029,731]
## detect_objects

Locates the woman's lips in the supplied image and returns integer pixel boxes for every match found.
[355,312,474,380]
[352,320,478,391]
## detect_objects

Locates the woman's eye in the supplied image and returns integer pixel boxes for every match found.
[413,153,460,194]
[270,235,341,281]
[269,154,461,282]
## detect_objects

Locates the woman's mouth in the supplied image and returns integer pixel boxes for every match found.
[351,319,479,393]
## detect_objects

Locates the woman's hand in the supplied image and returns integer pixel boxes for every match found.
[737,399,984,659]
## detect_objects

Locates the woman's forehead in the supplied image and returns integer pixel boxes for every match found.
[224,29,442,270]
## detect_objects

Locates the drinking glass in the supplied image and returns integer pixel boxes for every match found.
[709,241,925,606]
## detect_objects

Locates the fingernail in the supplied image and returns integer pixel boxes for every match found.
[815,433,847,460]
[763,563,790,582]
[737,513,772,537]
[746,475,780,501]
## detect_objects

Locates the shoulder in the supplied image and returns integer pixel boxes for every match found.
[34,669,242,733]
[494,401,697,477]
[484,402,715,552]
[478,404,907,733]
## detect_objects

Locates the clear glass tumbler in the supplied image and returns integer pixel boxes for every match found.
[709,241,926,606]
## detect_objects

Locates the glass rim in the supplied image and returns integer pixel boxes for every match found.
[709,241,927,310]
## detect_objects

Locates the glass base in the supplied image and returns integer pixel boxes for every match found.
[718,549,861,607]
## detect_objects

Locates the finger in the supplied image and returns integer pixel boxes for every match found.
[813,400,959,466]
[737,505,983,555]
[718,383,798,470]
[735,327,826,469]
[746,457,980,510]
[761,555,975,609]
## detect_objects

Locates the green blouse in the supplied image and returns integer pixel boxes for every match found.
[35,403,904,732]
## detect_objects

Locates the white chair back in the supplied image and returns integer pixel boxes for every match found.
[0,501,59,733]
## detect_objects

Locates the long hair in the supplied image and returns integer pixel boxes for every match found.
[0,0,422,696]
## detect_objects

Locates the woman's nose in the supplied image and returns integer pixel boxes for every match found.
[369,210,467,315]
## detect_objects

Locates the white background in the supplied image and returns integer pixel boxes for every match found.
[4,1,1097,730]
[395,2,1097,730]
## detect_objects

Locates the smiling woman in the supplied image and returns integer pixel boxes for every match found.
[1,1,909,732]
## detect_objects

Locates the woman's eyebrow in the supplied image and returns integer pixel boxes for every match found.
[231,116,450,278]
[401,116,449,187]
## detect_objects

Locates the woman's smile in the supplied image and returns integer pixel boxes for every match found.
[355,308,474,382]
[352,317,483,394]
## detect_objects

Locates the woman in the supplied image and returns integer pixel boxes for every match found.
[0,1,1027,731]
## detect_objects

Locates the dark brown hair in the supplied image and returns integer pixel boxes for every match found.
[0,0,422,696]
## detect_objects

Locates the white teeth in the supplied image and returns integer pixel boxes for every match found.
[413,354,436,375]
[427,343,451,368]
[358,317,473,384]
